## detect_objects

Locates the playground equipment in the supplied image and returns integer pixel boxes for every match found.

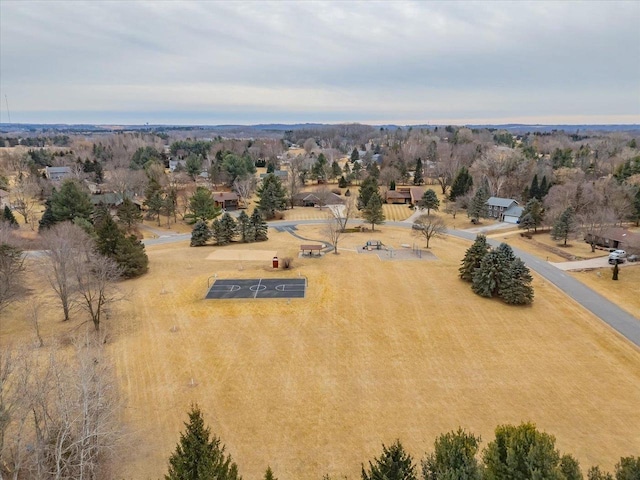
[363,240,386,251]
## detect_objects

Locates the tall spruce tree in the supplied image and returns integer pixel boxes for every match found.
[166,404,241,480]
[472,249,503,298]
[117,197,143,233]
[250,209,268,241]
[144,178,164,226]
[530,174,540,200]
[190,220,211,247]
[518,198,545,233]
[422,428,483,480]
[413,158,424,185]
[2,206,18,227]
[483,423,568,480]
[449,166,473,201]
[459,235,490,282]
[219,213,237,244]
[499,257,534,305]
[256,174,287,219]
[552,207,577,246]
[95,209,148,278]
[38,199,56,231]
[469,185,490,221]
[362,193,385,231]
[236,211,252,242]
[362,440,417,480]
[419,189,440,215]
[186,187,220,224]
[357,176,379,210]
[263,467,278,480]
[49,179,94,225]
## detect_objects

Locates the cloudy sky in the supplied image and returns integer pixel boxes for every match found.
[1,0,639,125]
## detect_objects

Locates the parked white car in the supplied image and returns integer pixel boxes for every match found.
[608,250,627,264]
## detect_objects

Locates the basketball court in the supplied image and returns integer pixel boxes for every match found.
[206,278,306,299]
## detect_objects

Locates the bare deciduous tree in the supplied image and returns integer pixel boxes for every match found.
[412,214,447,248]
[42,222,91,322]
[324,196,355,254]
[0,336,120,479]
[75,254,123,332]
[0,225,27,315]
[11,177,40,228]
[232,176,256,209]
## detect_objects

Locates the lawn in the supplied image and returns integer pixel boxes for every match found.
[2,226,639,479]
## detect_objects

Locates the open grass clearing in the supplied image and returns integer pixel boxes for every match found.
[2,226,639,479]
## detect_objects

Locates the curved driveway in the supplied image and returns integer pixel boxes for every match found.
[143,218,640,348]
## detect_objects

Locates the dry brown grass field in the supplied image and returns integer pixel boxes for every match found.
[570,265,640,318]
[3,226,640,479]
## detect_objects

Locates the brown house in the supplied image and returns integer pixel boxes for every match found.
[213,192,240,210]
[585,227,640,251]
[385,186,425,204]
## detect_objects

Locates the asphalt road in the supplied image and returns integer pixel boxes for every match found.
[142,218,640,348]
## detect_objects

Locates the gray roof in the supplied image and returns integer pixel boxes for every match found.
[503,205,524,217]
[486,196,518,208]
[45,166,72,174]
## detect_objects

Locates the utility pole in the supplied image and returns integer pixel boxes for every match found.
[4,95,11,123]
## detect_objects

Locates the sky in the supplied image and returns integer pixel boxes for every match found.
[1,0,639,126]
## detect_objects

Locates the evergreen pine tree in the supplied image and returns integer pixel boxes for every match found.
[413,158,424,185]
[144,179,165,226]
[357,176,379,210]
[472,249,503,298]
[539,175,549,198]
[499,257,534,305]
[2,206,18,227]
[587,466,613,480]
[211,219,225,246]
[219,213,237,245]
[612,262,619,281]
[459,234,490,282]
[264,466,277,480]
[236,211,251,242]
[519,198,545,232]
[95,210,148,278]
[190,220,211,247]
[551,207,577,246]
[530,174,540,200]
[186,187,220,224]
[331,160,342,180]
[166,404,242,480]
[469,185,490,221]
[422,428,482,480]
[256,174,287,219]
[361,440,417,480]
[362,193,385,231]
[559,455,583,480]
[250,209,268,241]
[117,197,143,233]
[338,176,348,188]
[419,189,440,215]
[351,147,360,163]
[615,456,640,480]
[449,166,473,201]
[115,235,149,278]
[49,179,94,225]
[483,423,566,480]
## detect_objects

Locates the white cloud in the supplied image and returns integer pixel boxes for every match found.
[1,0,638,124]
